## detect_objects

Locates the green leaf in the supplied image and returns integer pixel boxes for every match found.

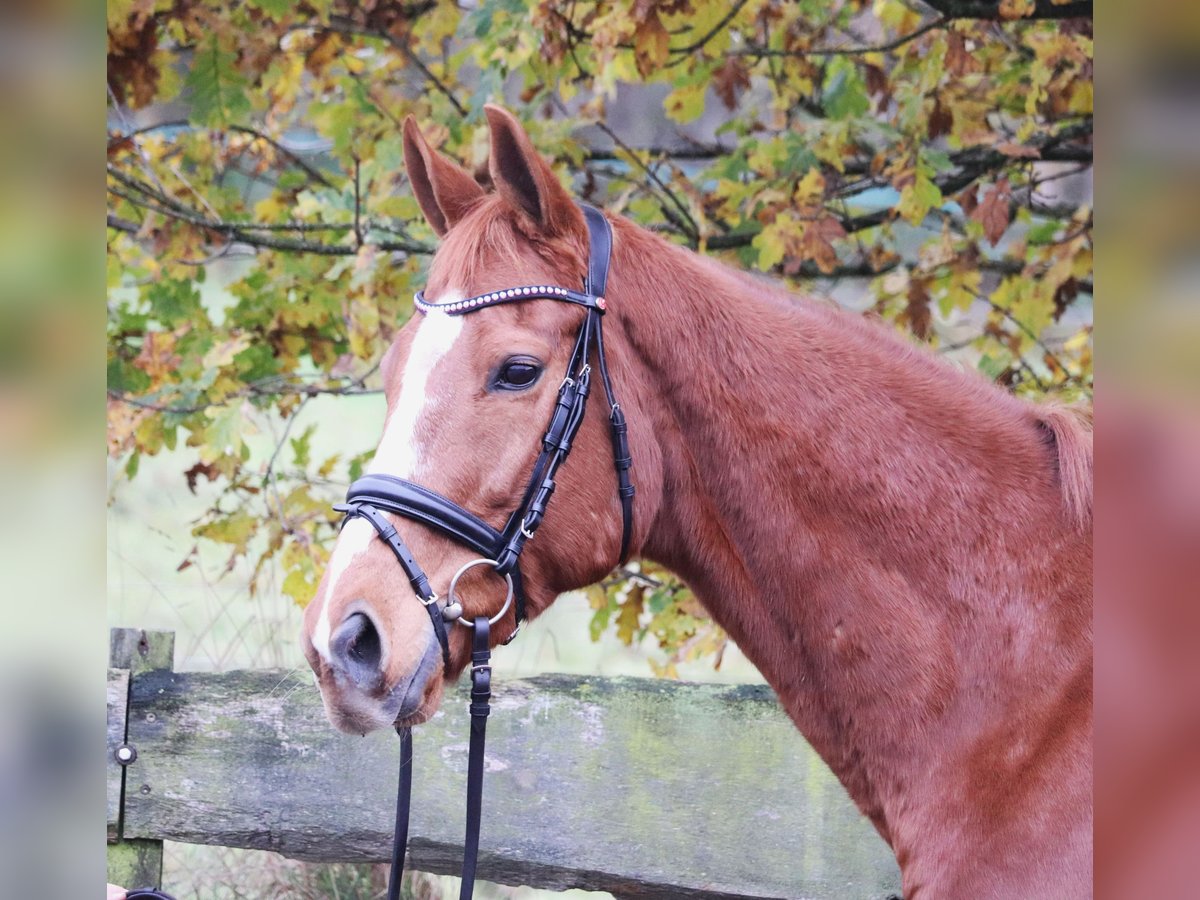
[202,403,246,462]
[247,0,292,18]
[823,58,870,120]
[192,509,256,555]
[185,34,251,127]
[290,424,316,468]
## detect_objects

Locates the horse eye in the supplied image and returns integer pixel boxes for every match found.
[494,358,542,391]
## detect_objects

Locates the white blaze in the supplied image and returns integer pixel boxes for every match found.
[369,305,464,478]
[310,296,465,662]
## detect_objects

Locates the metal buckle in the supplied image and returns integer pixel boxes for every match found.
[519,517,536,540]
[419,591,440,607]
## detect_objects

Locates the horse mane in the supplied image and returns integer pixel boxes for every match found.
[1035,403,1094,529]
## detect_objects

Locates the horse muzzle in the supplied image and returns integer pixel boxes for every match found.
[312,611,443,735]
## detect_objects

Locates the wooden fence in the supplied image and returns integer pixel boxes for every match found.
[107,627,901,899]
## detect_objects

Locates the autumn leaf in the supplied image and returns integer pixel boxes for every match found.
[633,10,669,78]
[616,586,645,645]
[928,99,953,139]
[996,142,1041,159]
[999,0,1037,19]
[903,276,933,340]
[898,172,943,225]
[712,58,751,110]
[972,179,1013,246]
[791,216,846,275]
[133,330,183,379]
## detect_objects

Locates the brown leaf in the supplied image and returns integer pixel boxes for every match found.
[793,216,847,275]
[1053,277,1080,321]
[633,10,670,78]
[904,277,933,340]
[928,99,953,139]
[945,32,976,77]
[995,142,1041,159]
[971,179,1012,246]
[958,185,979,217]
[712,58,751,111]
[184,461,220,494]
[864,63,891,106]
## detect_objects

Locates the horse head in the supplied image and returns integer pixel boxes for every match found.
[301,107,658,734]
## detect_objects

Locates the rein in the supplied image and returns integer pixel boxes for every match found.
[335,203,635,900]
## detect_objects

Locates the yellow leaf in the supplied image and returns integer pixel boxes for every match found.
[1070,81,1093,115]
[752,219,789,270]
[999,0,1036,18]
[584,584,608,610]
[1063,330,1091,353]
[897,173,942,225]
[203,335,251,369]
[665,81,707,123]
[794,167,826,206]
[616,586,644,645]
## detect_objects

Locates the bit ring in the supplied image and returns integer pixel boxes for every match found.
[447,558,514,628]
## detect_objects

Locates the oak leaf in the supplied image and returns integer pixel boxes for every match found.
[972,179,1013,246]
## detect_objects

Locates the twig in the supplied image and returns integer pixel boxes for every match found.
[353,157,363,247]
[107,173,434,256]
[665,0,752,66]
[735,16,947,58]
[108,118,334,188]
[559,96,699,241]
[322,18,468,117]
[263,395,312,534]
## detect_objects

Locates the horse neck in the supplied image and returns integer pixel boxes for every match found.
[606,222,1091,841]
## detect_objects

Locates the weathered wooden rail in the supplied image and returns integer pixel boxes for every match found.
[107,627,901,898]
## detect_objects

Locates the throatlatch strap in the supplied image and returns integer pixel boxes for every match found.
[460,617,492,900]
[387,727,414,900]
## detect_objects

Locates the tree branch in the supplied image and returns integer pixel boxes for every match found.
[736,16,948,58]
[665,0,752,65]
[705,120,1091,250]
[108,161,433,255]
[107,377,384,416]
[918,0,1091,20]
[107,119,334,188]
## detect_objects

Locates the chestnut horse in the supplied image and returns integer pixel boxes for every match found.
[302,106,1093,898]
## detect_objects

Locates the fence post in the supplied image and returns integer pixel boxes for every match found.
[108,628,175,890]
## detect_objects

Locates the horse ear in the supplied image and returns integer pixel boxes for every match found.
[484,104,581,237]
[402,116,485,237]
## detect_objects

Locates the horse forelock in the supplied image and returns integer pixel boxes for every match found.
[428,195,587,295]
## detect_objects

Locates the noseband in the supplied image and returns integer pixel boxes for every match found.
[334,203,635,900]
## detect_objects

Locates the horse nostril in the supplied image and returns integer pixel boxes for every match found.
[331,611,384,689]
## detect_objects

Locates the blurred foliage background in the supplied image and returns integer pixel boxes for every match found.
[106,0,1093,684]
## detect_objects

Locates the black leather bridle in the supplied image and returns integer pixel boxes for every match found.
[335,203,635,900]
